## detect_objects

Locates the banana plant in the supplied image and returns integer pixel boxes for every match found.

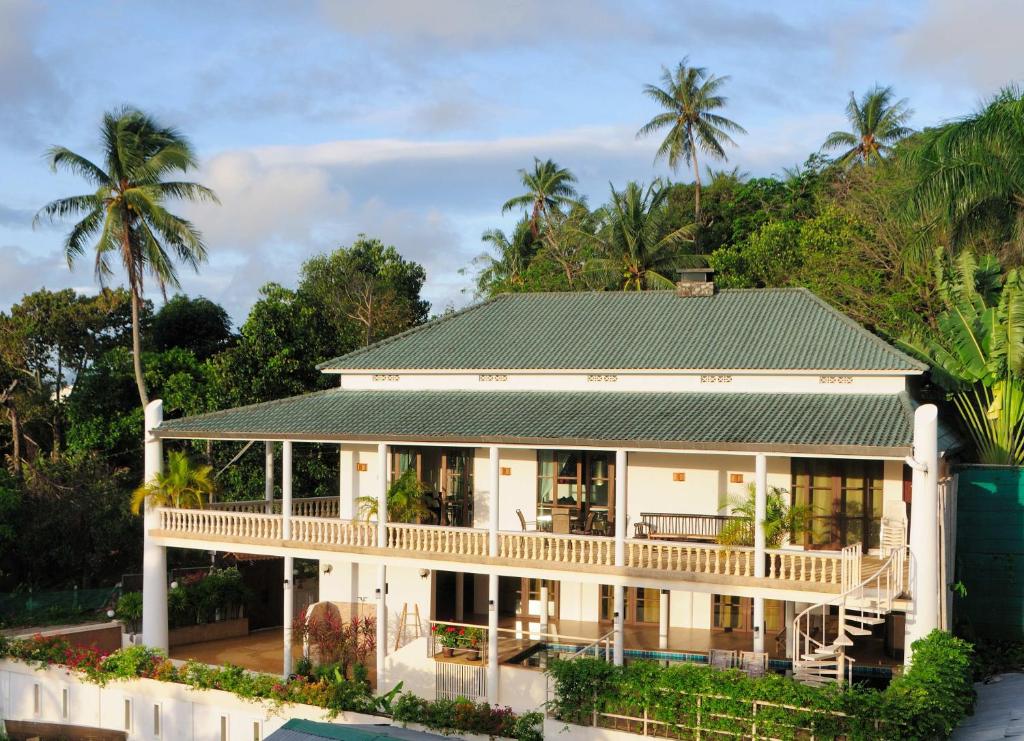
[897,248,1024,463]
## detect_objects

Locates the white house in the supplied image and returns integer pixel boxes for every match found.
[139,283,953,710]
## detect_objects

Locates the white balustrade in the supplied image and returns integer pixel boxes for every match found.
[387,523,489,557]
[498,531,616,566]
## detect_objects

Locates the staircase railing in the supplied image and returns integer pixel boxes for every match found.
[792,542,906,686]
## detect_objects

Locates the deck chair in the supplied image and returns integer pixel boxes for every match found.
[709,649,737,670]
[516,509,536,532]
[739,651,768,678]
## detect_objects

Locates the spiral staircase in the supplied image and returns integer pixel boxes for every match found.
[791,521,908,686]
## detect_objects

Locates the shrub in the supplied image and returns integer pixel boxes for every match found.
[101,645,170,682]
[114,591,143,633]
[390,692,539,740]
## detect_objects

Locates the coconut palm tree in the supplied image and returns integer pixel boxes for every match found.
[716,485,810,548]
[35,106,218,407]
[473,217,538,295]
[501,158,579,237]
[898,249,1024,464]
[902,85,1024,248]
[589,181,696,290]
[823,85,913,166]
[131,451,215,513]
[357,468,432,524]
[636,58,746,224]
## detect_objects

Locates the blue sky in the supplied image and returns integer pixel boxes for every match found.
[1,0,1021,324]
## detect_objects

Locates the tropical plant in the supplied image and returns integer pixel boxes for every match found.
[588,180,696,289]
[902,85,1024,248]
[636,58,746,224]
[823,85,913,166]
[35,106,218,407]
[114,591,143,634]
[130,450,215,513]
[898,249,1024,464]
[501,158,579,236]
[717,484,810,548]
[356,467,431,523]
[472,217,538,294]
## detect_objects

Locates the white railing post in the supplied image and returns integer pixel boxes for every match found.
[487,573,499,704]
[615,449,627,567]
[489,446,500,557]
[282,441,293,540]
[906,404,939,664]
[264,441,274,514]
[283,556,294,676]
[141,400,168,651]
[753,453,767,653]
[613,585,625,665]
[658,590,669,650]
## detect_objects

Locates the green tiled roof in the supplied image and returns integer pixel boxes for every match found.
[317,289,925,373]
[156,389,916,455]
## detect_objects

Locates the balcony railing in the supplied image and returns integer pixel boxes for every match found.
[208,496,339,518]
[154,508,856,592]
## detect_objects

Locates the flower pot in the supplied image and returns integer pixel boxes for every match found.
[442,647,455,657]
[465,648,481,662]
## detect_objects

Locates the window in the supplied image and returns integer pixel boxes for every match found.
[791,459,884,549]
[537,450,614,518]
[712,596,786,633]
[599,586,660,625]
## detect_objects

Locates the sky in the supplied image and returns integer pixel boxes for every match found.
[1,0,1022,325]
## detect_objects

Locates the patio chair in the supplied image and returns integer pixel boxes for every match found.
[709,649,737,670]
[573,510,597,534]
[739,651,768,678]
[515,509,536,532]
[551,512,572,534]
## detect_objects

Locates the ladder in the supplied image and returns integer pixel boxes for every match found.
[395,603,423,650]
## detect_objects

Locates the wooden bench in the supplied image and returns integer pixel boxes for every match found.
[633,512,744,543]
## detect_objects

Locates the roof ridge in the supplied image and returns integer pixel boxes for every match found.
[793,288,928,372]
[315,294,509,370]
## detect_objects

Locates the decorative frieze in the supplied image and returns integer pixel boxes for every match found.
[587,374,618,383]
[700,374,733,384]
[478,374,509,382]
[818,375,853,385]
[372,374,400,382]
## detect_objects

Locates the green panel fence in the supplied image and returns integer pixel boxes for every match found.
[0,587,116,623]
[956,465,1024,639]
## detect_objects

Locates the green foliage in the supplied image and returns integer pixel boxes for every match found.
[150,295,233,359]
[131,450,216,513]
[100,645,169,682]
[717,484,809,548]
[114,591,143,633]
[501,158,579,235]
[546,631,975,741]
[823,85,914,165]
[970,637,1024,680]
[358,468,432,524]
[391,692,540,740]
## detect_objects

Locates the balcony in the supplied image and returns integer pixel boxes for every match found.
[152,503,866,599]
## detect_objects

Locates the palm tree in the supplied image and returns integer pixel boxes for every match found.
[902,85,1024,248]
[589,181,696,290]
[473,217,538,295]
[131,451,215,513]
[357,468,432,524]
[35,106,218,407]
[501,158,579,237]
[822,85,913,166]
[636,58,746,224]
[897,249,1024,464]
[716,485,810,548]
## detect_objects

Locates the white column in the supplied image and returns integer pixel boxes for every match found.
[613,585,625,665]
[487,573,499,705]
[282,441,293,540]
[141,400,168,650]
[785,601,796,658]
[264,441,274,514]
[615,450,627,566]
[752,598,765,653]
[376,443,389,686]
[283,556,294,676]
[658,590,669,650]
[905,404,939,663]
[752,453,767,652]
[539,583,550,635]
[488,446,500,556]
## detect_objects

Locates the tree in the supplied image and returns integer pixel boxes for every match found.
[823,85,913,166]
[150,295,233,359]
[356,468,431,524]
[299,237,429,348]
[636,58,746,224]
[717,485,810,548]
[501,158,579,237]
[471,218,538,296]
[902,85,1024,250]
[589,181,695,290]
[36,106,219,407]
[898,250,1024,464]
[131,450,215,513]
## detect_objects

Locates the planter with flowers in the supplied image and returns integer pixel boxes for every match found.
[432,623,464,657]
[462,627,484,662]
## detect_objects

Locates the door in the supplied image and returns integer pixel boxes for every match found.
[712,596,785,634]
[599,586,661,625]
[440,449,474,526]
[792,459,884,550]
[510,578,559,620]
[537,450,615,530]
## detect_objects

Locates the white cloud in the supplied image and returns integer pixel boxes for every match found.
[896,0,1024,92]
[0,0,65,142]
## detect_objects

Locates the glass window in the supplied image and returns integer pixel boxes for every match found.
[634,588,660,624]
[713,595,745,630]
[792,459,885,549]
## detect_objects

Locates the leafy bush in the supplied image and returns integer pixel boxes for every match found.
[114,591,143,633]
[391,692,540,739]
[168,567,251,627]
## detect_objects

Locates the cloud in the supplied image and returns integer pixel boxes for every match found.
[0,0,65,142]
[896,0,1024,92]
[0,204,34,228]
[0,243,92,309]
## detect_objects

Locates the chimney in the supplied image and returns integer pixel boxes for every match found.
[675,267,715,297]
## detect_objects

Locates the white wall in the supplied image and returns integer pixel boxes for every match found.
[0,660,379,741]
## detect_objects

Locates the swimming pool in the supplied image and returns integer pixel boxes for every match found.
[505,642,894,682]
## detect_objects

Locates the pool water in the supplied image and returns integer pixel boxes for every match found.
[506,642,894,684]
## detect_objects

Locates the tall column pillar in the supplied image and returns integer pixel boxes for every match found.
[283,556,294,676]
[264,441,274,514]
[141,400,168,650]
[540,583,549,635]
[613,585,625,665]
[905,404,939,664]
[376,443,389,686]
[282,441,293,540]
[658,590,669,650]
[615,450,627,566]
[785,601,796,658]
[487,573,499,705]
[488,446,500,556]
[753,453,768,652]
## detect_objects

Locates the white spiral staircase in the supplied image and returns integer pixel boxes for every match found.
[791,521,907,686]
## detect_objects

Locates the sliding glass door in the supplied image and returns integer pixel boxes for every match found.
[791,459,884,550]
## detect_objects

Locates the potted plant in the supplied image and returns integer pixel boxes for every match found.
[432,623,463,657]
[462,627,484,661]
[357,468,432,524]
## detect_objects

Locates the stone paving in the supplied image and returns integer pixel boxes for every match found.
[952,673,1024,740]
